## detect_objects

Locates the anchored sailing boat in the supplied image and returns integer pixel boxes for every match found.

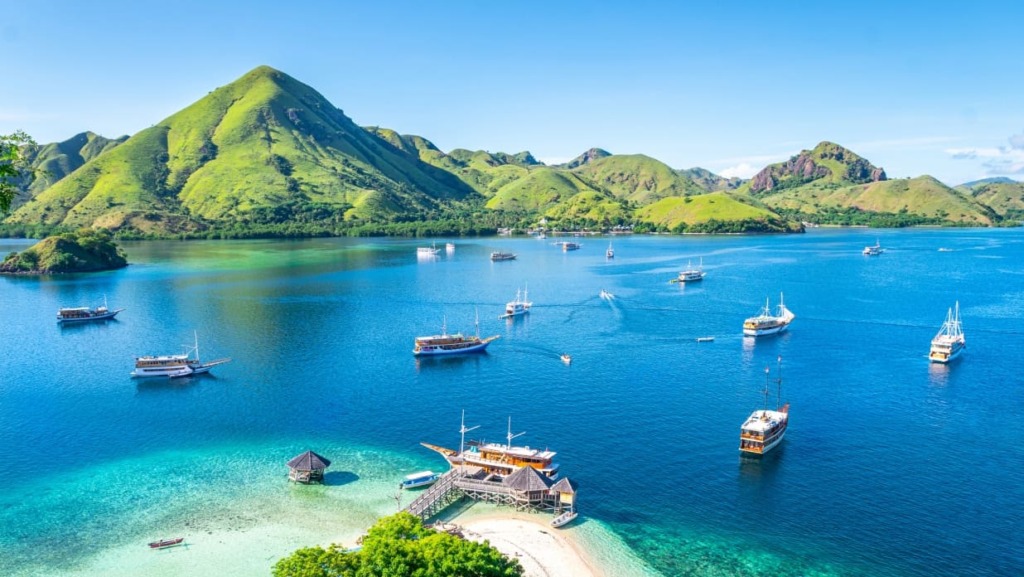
[421,412,560,479]
[929,301,966,363]
[739,356,789,456]
[131,331,232,378]
[500,286,532,319]
[57,295,123,323]
[606,242,614,259]
[742,293,795,336]
[863,239,884,256]
[413,311,500,356]
[678,258,705,282]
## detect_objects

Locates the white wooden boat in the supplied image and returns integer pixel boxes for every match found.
[551,510,578,528]
[400,470,438,489]
[929,301,965,363]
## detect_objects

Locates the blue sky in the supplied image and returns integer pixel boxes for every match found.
[2,0,1022,185]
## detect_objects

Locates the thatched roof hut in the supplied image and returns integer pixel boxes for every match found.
[503,465,553,503]
[287,450,331,483]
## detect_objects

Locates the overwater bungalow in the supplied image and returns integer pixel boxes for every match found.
[287,450,331,484]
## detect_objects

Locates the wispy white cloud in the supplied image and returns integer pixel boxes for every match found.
[536,156,572,166]
[947,130,1024,175]
[719,163,761,179]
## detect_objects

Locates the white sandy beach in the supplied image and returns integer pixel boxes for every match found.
[458,512,602,577]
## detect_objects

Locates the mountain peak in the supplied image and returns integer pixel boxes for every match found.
[749,142,886,194]
[564,148,612,169]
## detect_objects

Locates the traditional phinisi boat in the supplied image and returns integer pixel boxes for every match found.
[422,412,560,479]
[742,293,795,337]
[131,332,232,378]
[57,296,123,323]
[413,313,500,356]
[739,357,789,456]
[417,243,440,257]
[561,242,581,252]
[863,239,884,256]
[500,286,532,319]
[929,301,966,363]
[678,258,705,282]
[490,251,517,261]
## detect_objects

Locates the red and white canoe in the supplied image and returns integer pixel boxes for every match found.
[148,537,185,549]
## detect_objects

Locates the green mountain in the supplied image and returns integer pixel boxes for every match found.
[734,142,1003,225]
[962,181,1024,219]
[958,176,1017,188]
[14,132,127,207]
[743,141,887,196]
[7,66,476,233]
[569,154,706,202]
[680,167,743,191]
[562,148,611,169]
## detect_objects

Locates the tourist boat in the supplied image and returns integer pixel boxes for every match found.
[550,510,578,528]
[417,243,440,256]
[148,537,185,550]
[400,470,439,490]
[499,286,532,319]
[490,251,517,261]
[742,293,795,337]
[561,241,581,252]
[413,314,500,356]
[863,239,884,256]
[696,336,715,343]
[599,289,614,300]
[929,301,966,363]
[445,242,455,252]
[678,258,705,282]
[739,357,789,456]
[56,296,123,323]
[560,353,572,365]
[131,332,232,378]
[606,242,614,258]
[422,413,560,479]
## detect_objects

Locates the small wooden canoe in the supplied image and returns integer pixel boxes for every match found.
[148,537,185,549]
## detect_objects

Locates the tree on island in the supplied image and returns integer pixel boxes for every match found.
[0,131,34,214]
[272,512,523,577]
[0,228,127,274]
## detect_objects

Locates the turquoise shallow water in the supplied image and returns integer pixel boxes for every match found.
[1,229,1022,576]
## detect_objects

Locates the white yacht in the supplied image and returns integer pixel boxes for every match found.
[929,301,965,363]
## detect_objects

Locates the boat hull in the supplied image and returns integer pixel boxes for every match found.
[743,323,789,337]
[740,429,786,456]
[413,339,494,356]
[57,309,123,323]
[929,342,965,363]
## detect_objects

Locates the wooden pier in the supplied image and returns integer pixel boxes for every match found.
[404,465,577,520]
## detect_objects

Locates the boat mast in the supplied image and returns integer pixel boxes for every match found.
[194,330,200,362]
[506,416,525,450]
[459,410,479,475]
[762,365,771,411]
[475,308,480,338]
[775,355,783,410]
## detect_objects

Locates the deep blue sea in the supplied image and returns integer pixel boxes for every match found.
[1,228,1022,576]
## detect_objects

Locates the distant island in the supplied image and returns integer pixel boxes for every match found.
[0,229,127,274]
[2,65,1021,239]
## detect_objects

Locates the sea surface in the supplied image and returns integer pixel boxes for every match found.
[1,228,1022,577]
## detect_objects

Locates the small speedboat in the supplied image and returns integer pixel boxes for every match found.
[400,470,439,489]
[560,354,572,365]
[148,537,185,550]
[696,336,715,343]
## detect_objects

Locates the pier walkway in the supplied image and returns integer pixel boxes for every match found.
[404,466,574,520]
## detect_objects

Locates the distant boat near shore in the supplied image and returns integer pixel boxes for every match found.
[863,239,884,256]
[490,251,517,261]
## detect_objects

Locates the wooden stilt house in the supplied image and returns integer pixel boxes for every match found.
[287,450,331,484]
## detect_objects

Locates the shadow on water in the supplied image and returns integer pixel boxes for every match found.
[58,318,122,332]
[414,353,489,372]
[133,374,215,393]
[738,444,787,485]
[322,471,360,487]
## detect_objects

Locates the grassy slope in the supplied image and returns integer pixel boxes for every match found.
[572,154,704,202]
[485,168,604,211]
[762,176,993,224]
[16,132,126,204]
[963,182,1024,217]
[636,192,778,227]
[7,67,476,231]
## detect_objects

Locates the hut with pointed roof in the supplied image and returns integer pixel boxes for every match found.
[287,450,331,484]
[503,465,553,509]
[549,477,578,513]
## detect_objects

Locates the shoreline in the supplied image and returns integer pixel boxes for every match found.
[448,509,603,577]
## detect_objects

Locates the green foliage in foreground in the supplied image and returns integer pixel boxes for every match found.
[0,228,127,273]
[1,131,35,214]
[272,512,523,577]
